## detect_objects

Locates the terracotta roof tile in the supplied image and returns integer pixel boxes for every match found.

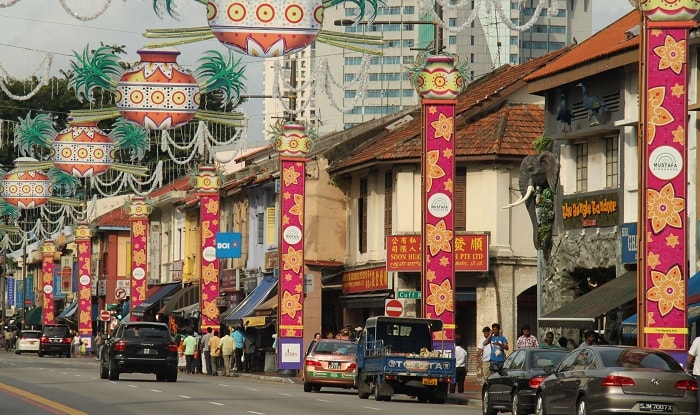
[526,11,641,81]
[150,176,192,198]
[94,205,130,228]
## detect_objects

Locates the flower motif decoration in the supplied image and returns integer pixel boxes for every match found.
[202,220,215,240]
[202,263,219,285]
[646,86,674,145]
[654,34,685,75]
[282,246,303,274]
[646,264,684,316]
[647,183,684,233]
[288,194,304,225]
[204,198,219,216]
[426,279,454,316]
[133,249,147,266]
[202,300,219,320]
[431,113,454,142]
[426,220,453,256]
[136,284,147,300]
[656,333,678,350]
[283,165,301,187]
[425,150,445,193]
[132,220,147,238]
[281,290,303,318]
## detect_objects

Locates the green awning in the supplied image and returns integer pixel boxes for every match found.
[24,306,42,328]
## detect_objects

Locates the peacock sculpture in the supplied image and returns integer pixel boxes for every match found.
[555,92,573,132]
[577,82,608,127]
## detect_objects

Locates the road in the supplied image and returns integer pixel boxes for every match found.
[0,352,483,415]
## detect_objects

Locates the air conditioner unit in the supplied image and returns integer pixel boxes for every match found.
[274,178,280,193]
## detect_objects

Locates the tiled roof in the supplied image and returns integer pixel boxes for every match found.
[150,176,192,198]
[328,49,565,173]
[94,205,130,228]
[525,10,641,82]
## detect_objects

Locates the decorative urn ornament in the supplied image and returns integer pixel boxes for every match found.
[52,120,115,178]
[0,158,52,209]
[410,55,466,100]
[207,0,323,57]
[115,48,200,130]
[638,0,700,21]
[273,122,314,157]
[191,165,222,192]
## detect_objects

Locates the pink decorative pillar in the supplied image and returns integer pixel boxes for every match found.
[41,240,56,326]
[74,222,93,342]
[638,2,699,356]
[412,54,464,351]
[125,196,152,311]
[273,123,313,370]
[192,165,221,332]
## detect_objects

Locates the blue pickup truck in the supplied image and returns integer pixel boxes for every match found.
[355,316,456,403]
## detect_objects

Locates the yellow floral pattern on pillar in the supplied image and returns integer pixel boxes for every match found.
[646,86,674,145]
[430,113,454,141]
[646,264,684,316]
[283,165,301,186]
[202,300,219,321]
[281,290,303,318]
[426,279,454,316]
[654,34,685,74]
[133,248,146,266]
[426,219,453,256]
[132,220,147,238]
[647,183,684,233]
[425,150,445,193]
[288,194,304,225]
[282,246,303,274]
[202,262,218,284]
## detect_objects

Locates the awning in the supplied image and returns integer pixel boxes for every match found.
[222,275,277,324]
[338,291,392,309]
[539,271,636,328]
[172,302,200,318]
[24,306,42,327]
[160,284,200,315]
[131,283,181,317]
[56,301,78,320]
[255,295,278,314]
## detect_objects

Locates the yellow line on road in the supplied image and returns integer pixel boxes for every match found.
[0,382,89,415]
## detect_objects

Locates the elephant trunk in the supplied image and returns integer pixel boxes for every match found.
[503,184,534,209]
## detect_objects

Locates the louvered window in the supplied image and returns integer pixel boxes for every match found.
[576,143,588,192]
[384,171,393,248]
[359,178,368,253]
[455,168,466,231]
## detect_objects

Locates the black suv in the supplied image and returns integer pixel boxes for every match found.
[39,324,72,357]
[100,321,178,382]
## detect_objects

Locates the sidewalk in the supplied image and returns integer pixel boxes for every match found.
[231,371,482,406]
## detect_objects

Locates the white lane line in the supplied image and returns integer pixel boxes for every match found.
[128,385,138,388]
[219,383,230,387]
[316,399,332,402]
[150,389,162,393]
[279,393,294,396]
[177,395,191,399]
[209,402,225,406]
[247,411,266,415]
[361,406,382,411]
[246,387,259,392]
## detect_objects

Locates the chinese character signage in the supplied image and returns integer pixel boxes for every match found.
[342,267,388,294]
[387,234,489,272]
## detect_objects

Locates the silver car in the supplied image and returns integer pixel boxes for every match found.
[15,330,41,354]
[535,345,698,415]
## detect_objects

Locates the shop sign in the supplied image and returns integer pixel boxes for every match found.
[561,192,619,229]
[342,267,388,294]
[264,251,277,271]
[386,234,489,272]
[620,222,638,264]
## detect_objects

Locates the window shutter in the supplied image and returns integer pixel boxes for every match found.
[360,178,368,253]
[265,207,276,245]
[384,171,393,248]
[455,168,466,231]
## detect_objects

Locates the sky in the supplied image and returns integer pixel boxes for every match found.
[0,0,634,143]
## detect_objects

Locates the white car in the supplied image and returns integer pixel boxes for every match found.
[15,330,41,354]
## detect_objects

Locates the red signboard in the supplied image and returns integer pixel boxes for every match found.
[387,234,489,272]
[99,310,111,321]
[385,299,404,317]
[342,267,388,294]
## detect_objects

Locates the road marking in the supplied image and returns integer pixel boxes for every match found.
[209,402,225,406]
[177,395,191,399]
[150,389,162,393]
[128,385,138,388]
[278,393,294,396]
[247,411,266,415]
[246,387,259,391]
[0,383,89,415]
[361,406,382,411]
[316,399,332,402]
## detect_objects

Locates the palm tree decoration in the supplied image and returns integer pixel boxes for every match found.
[148,0,385,57]
[68,45,247,129]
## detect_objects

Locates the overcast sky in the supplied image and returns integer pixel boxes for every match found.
[0,0,634,142]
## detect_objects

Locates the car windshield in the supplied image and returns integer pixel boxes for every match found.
[21,332,41,339]
[43,326,69,337]
[314,342,358,355]
[124,326,170,341]
[599,349,683,371]
[530,351,567,368]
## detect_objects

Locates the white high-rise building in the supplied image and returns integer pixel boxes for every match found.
[262,0,592,135]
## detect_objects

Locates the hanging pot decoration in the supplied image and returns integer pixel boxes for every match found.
[68,46,247,129]
[408,53,468,100]
[147,0,385,57]
[638,0,700,21]
[271,121,315,157]
[0,158,52,209]
[52,120,115,178]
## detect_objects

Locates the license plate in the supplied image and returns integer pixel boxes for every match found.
[142,348,151,355]
[639,402,673,413]
[422,377,438,385]
[327,361,341,369]
[51,339,60,343]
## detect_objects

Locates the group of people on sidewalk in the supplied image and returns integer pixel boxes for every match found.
[177,326,258,376]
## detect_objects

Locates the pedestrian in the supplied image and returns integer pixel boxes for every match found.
[208,329,222,376]
[476,326,491,384]
[219,329,235,377]
[95,330,105,360]
[201,327,213,375]
[450,337,467,393]
[72,332,81,357]
[484,323,508,370]
[557,336,569,349]
[4,328,11,352]
[193,331,202,374]
[307,332,321,356]
[336,326,351,340]
[539,331,561,349]
[244,327,257,372]
[578,330,598,348]
[515,324,539,349]
[686,335,700,402]
[232,325,246,372]
[182,329,197,374]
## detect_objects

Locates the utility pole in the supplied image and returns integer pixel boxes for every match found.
[20,239,26,330]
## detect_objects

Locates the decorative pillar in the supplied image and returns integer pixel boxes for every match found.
[41,240,56,326]
[638,2,699,357]
[125,196,152,311]
[273,123,313,370]
[192,165,221,332]
[412,54,464,352]
[74,222,93,342]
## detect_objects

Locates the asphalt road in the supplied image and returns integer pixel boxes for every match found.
[0,352,483,415]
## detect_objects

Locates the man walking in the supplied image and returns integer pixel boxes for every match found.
[182,329,197,374]
[484,323,508,370]
[450,337,467,393]
[201,327,213,375]
[232,325,246,372]
[476,326,492,384]
[220,330,235,377]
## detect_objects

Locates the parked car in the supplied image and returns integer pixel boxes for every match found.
[535,345,699,415]
[100,321,178,382]
[303,339,357,392]
[482,347,568,415]
[39,324,72,357]
[15,330,41,355]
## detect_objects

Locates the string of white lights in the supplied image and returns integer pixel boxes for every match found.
[57,0,116,21]
[0,53,53,101]
[126,161,163,195]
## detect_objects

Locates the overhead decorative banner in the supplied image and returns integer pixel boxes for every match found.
[638,3,697,354]
[41,240,56,326]
[411,54,465,348]
[192,165,221,331]
[125,196,152,311]
[74,222,93,341]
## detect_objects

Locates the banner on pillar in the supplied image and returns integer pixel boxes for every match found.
[74,223,93,337]
[41,240,56,326]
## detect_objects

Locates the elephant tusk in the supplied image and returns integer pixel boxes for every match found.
[502,185,534,209]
